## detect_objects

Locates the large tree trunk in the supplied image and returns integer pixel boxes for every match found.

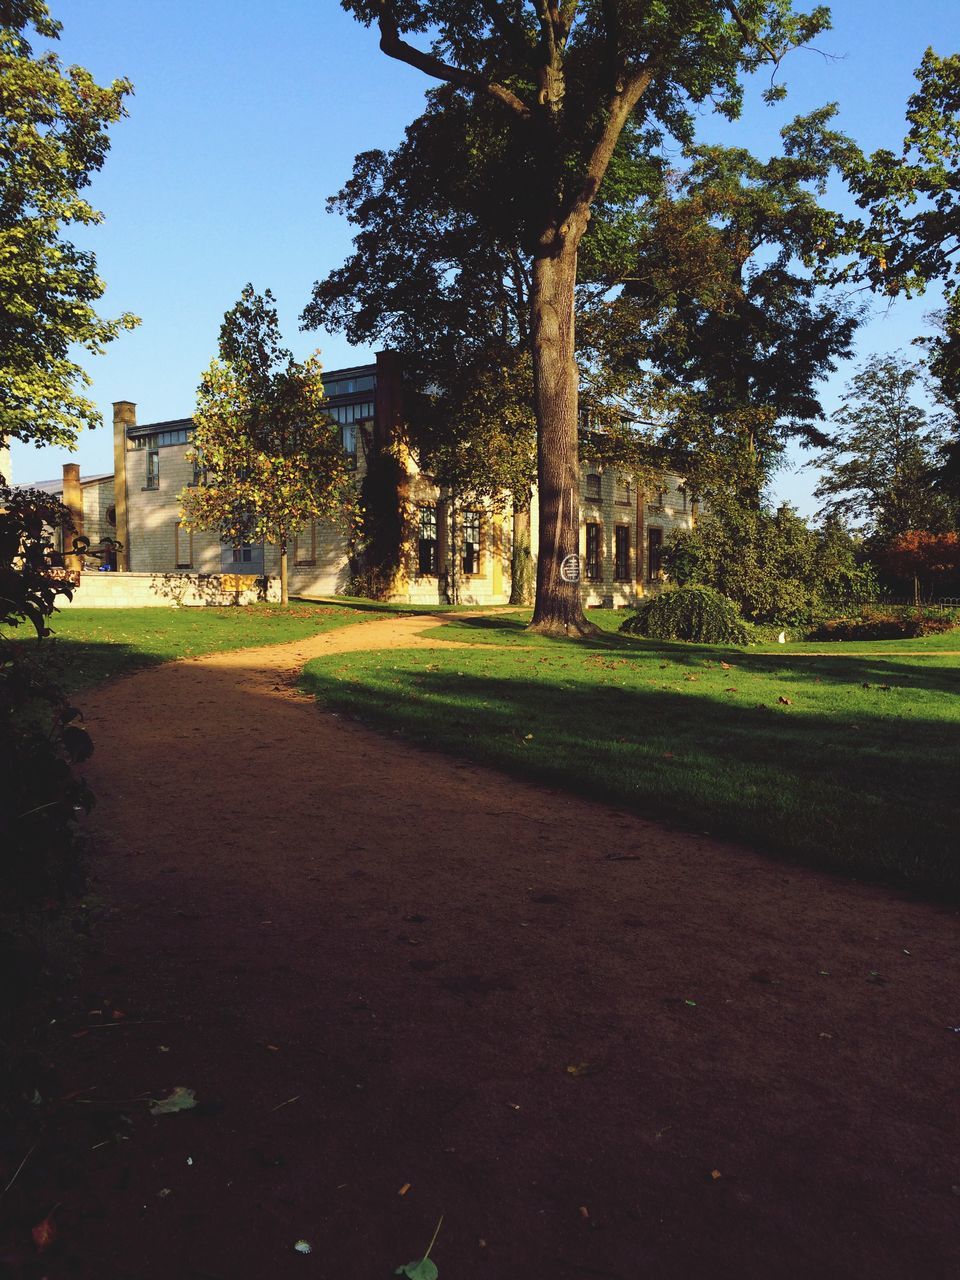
[279,541,289,606]
[529,246,595,635]
[510,489,534,606]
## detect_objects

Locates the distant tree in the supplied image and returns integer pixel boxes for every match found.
[335,1,831,635]
[180,286,354,606]
[839,50,960,494]
[876,530,960,598]
[0,0,137,453]
[811,355,957,540]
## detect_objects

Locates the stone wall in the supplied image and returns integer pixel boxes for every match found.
[59,572,281,608]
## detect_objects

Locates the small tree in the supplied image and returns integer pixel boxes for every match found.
[180,286,354,606]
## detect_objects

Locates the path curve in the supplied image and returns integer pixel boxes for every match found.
[36,614,960,1279]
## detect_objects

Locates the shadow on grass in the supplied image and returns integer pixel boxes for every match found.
[301,661,960,900]
[438,616,960,696]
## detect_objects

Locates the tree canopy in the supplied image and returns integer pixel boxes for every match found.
[335,0,834,634]
[180,286,355,605]
[0,0,137,453]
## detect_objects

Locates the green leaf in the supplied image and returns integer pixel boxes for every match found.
[395,1259,439,1279]
[149,1086,198,1115]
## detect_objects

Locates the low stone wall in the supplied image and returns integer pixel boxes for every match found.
[59,572,281,608]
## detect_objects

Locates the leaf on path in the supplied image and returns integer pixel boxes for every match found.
[31,1215,57,1252]
[565,1062,602,1078]
[149,1086,198,1115]
[395,1260,438,1280]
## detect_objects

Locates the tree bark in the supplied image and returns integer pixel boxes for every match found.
[510,489,534,606]
[280,541,289,606]
[529,245,595,635]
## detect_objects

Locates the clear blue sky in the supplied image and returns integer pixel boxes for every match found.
[11,0,958,516]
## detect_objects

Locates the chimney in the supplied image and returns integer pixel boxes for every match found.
[112,400,136,570]
[62,463,85,571]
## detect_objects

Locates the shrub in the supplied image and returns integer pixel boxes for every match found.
[0,484,93,1002]
[620,586,749,644]
[810,606,958,641]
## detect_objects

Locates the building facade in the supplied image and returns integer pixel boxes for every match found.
[39,351,698,607]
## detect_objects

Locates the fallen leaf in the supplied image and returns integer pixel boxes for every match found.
[711,1169,722,1180]
[398,1182,411,1196]
[723,686,738,693]
[720,661,732,670]
[149,1086,198,1116]
[579,1205,590,1219]
[32,1216,57,1253]
[565,1062,601,1078]
[395,1261,438,1280]
[294,1240,313,1255]
[777,696,793,705]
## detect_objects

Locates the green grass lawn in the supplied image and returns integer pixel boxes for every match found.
[9,598,384,693]
[300,612,960,898]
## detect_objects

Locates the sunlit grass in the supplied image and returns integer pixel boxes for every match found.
[301,614,960,897]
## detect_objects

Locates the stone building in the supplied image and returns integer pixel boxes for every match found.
[33,351,697,607]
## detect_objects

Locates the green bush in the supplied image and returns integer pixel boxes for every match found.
[668,498,877,625]
[619,585,749,644]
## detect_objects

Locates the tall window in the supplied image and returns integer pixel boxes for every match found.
[615,476,632,506]
[418,507,437,575]
[340,422,358,466]
[585,472,601,501]
[614,525,630,580]
[145,449,160,490]
[230,543,253,564]
[462,510,481,575]
[175,522,192,569]
[294,520,316,566]
[585,523,602,581]
[647,527,663,581]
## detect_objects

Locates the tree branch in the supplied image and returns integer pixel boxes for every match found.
[374,2,531,119]
[565,60,658,234]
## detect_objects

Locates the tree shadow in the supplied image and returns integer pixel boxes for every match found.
[301,662,960,900]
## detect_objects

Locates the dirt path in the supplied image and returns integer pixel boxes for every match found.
[17,615,960,1279]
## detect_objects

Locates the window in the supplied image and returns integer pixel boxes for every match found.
[294,520,316,566]
[461,510,482,575]
[340,422,358,467]
[678,485,688,512]
[230,542,253,564]
[585,472,601,501]
[647,527,663,581]
[418,507,437,576]
[585,522,602,581]
[324,374,375,397]
[614,525,630,580]
[328,401,374,425]
[175,522,193,569]
[132,427,191,449]
[615,476,632,506]
[145,449,160,490]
